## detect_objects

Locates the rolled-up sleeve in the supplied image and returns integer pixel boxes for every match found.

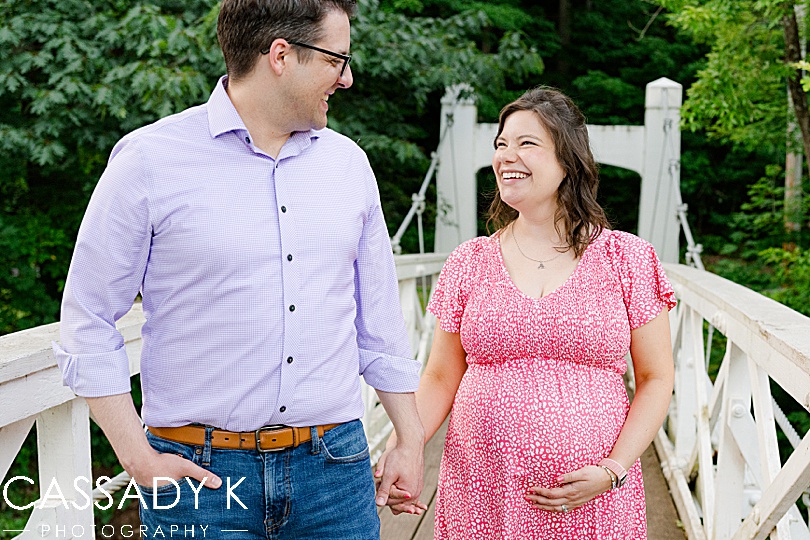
[53,137,152,397]
[353,168,420,393]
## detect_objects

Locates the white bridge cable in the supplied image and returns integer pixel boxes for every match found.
[390,102,458,255]
[92,471,132,500]
[658,88,704,270]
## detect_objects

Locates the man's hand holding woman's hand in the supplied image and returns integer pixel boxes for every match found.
[374,440,428,515]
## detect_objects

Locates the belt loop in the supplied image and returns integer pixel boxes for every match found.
[202,426,214,466]
[310,426,320,455]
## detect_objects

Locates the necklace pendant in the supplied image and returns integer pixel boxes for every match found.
[537,262,545,269]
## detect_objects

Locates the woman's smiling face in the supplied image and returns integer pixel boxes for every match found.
[492,110,566,215]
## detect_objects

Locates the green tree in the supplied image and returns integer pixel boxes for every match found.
[539,0,734,234]
[652,0,809,241]
[0,0,223,334]
[651,0,800,152]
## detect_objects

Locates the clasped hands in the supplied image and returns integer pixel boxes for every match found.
[374,441,427,515]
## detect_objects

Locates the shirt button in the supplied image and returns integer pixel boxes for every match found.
[289,305,295,312]
[287,356,293,364]
[281,206,287,213]
[279,406,286,413]
[245,136,251,144]
[287,254,293,262]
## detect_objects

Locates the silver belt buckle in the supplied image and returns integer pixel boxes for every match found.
[255,425,289,453]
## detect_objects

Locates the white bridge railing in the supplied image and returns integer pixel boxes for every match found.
[0,252,447,538]
[658,263,810,540]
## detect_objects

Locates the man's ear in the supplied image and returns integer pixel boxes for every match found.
[264,38,293,76]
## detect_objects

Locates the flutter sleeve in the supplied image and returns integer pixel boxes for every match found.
[427,238,482,333]
[608,231,677,330]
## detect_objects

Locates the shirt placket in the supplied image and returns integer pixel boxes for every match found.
[272,157,303,423]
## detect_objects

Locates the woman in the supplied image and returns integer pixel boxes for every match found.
[378,87,676,539]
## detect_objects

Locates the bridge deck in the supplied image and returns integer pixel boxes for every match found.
[379,421,686,540]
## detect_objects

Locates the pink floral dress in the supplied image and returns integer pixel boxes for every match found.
[426,229,676,539]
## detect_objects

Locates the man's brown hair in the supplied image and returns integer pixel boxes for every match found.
[217,0,357,81]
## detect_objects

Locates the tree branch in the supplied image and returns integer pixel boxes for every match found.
[783,7,810,172]
[629,6,663,41]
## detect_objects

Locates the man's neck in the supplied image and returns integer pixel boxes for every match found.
[226,79,293,159]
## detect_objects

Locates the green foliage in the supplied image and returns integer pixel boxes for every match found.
[679,133,777,254]
[571,71,642,125]
[0,0,222,167]
[727,168,792,256]
[0,0,223,334]
[759,246,810,316]
[0,214,67,330]
[651,0,795,153]
[546,0,703,123]
[708,168,810,316]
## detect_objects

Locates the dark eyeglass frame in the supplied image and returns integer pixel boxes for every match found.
[260,41,351,77]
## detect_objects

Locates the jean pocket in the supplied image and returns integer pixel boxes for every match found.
[319,421,371,464]
[138,431,200,494]
[138,478,186,496]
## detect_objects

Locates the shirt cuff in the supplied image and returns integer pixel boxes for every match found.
[52,341,133,397]
[359,349,421,393]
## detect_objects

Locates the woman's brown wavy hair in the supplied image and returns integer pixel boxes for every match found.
[486,86,611,257]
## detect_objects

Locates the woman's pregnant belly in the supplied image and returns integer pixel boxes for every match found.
[449,358,630,489]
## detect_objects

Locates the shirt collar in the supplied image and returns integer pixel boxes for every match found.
[207,75,321,147]
[207,76,246,138]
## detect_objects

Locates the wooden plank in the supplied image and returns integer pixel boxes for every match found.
[655,429,708,540]
[686,308,714,537]
[413,500,437,540]
[380,418,447,540]
[642,443,686,540]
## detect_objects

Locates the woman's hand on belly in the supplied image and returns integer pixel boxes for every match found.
[524,465,612,512]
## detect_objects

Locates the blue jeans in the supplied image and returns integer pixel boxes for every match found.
[138,420,380,539]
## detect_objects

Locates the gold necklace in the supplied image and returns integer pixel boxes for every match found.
[510,224,565,269]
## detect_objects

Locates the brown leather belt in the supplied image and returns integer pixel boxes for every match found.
[148,423,341,453]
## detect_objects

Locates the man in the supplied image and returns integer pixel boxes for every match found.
[53,0,424,537]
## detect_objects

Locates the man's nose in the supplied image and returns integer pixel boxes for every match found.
[338,64,353,89]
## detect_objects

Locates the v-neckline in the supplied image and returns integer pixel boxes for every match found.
[493,229,603,301]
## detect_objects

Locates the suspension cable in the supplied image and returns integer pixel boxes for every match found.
[390,101,458,254]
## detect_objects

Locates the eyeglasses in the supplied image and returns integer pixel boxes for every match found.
[261,41,352,78]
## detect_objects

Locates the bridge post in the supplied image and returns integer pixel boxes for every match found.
[638,78,682,263]
[22,399,94,538]
[435,85,480,253]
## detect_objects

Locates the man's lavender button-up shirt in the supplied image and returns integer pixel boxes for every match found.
[53,77,420,432]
